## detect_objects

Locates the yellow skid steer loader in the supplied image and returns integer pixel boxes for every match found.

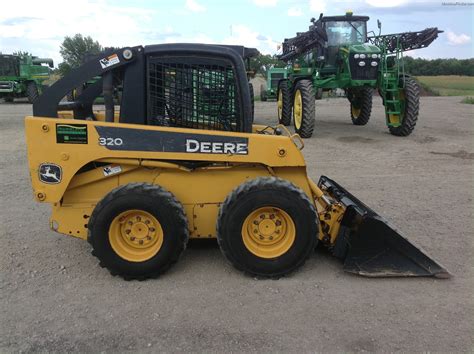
[25,44,449,279]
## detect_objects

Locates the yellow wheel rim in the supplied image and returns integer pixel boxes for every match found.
[109,209,164,262]
[351,105,361,118]
[294,89,302,129]
[277,89,283,120]
[241,207,296,259]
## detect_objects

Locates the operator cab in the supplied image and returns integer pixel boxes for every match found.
[33,44,257,134]
[320,13,369,71]
[0,55,20,77]
[323,15,368,46]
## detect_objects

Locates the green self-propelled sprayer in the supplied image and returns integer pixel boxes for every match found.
[276,12,442,138]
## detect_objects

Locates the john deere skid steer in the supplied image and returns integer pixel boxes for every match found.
[25,44,449,279]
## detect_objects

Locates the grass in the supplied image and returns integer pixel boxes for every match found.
[460,96,474,104]
[415,76,474,96]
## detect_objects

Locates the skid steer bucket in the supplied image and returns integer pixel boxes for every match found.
[318,176,450,278]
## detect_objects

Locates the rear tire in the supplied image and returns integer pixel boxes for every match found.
[260,84,267,101]
[217,177,318,278]
[249,83,255,123]
[88,183,189,280]
[347,87,372,126]
[26,82,39,103]
[277,80,292,126]
[293,80,315,138]
[389,77,419,136]
[315,88,323,100]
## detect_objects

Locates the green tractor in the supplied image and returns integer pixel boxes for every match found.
[260,67,288,101]
[0,53,53,103]
[277,12,442,138]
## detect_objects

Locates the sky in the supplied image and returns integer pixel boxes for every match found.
[0,0,473,66]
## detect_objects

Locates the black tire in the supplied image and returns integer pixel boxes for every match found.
[347,87,372,126]
[260,84,267,101]
[217,177,318,278]
[389,76,419,136]
[88,183,189,280]
[277,80,292,126]
[26,82,39,103]
[315,88,323,100]
[249,83,255,123]
[4,97,14,103]
[293,80,315,138]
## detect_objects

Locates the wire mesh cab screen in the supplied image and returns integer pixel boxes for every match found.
[147,55,242,132]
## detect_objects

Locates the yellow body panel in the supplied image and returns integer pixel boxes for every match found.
[26,117,306,203]
[26,116,327,242]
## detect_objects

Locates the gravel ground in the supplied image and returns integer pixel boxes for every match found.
[1,96,473,352]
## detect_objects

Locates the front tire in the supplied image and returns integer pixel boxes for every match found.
[293,80,315,138]
[277,80,292,126]
[388,77,419,136]
[88,183,189,280]
[217,177,318,278]
[347,87,372,126]
[26,82,39,103]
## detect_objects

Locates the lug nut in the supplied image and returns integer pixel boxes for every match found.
[125,229,131,234]
[147,236,152,240]
[269,214,275,219]
[149,227,155,232]
[260,215,265,219]
[145,220,150,224]
[130,236,136,241]
[259,236,264,240]
[275,220,281,226]
[136,216,141,221]
[269,236,273,240]
[253,220,259,225]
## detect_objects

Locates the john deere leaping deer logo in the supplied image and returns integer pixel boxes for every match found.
[38,163,62,184]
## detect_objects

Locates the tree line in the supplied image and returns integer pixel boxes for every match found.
[54,34,473,77]
[403,57,474,76]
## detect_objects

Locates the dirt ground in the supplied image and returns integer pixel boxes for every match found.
[1,96,473,352]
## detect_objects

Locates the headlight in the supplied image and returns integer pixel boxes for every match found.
[359,61,366,67]
[372,54,378,59]
[360,54,366,59]
[354,54,360,59]
[371,61,378,67]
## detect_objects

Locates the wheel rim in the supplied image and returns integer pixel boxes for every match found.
[351,105,361,118]
[294,89,303,129]
[277,89,283,120]
[241,207,296,259]
[109,209,164,262]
